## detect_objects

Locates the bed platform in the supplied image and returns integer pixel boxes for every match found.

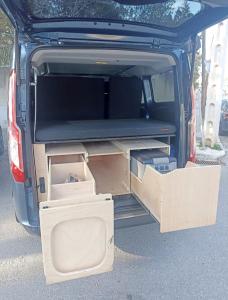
[35,119,176,143]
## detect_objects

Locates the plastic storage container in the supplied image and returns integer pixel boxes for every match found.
[131,149,177,179]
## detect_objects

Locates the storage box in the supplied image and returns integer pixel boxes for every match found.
[131,149,177,179]
[48,161,95,200]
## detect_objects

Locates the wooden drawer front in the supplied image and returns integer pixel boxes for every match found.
[40,196,113,284]
[131,162,221,233]
[48,161,95,200]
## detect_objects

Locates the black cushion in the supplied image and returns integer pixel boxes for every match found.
[109,77,143,119]
[37,76,105,122]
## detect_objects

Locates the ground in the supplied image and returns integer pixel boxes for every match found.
[1,135,228,300]
[220,136,228,165]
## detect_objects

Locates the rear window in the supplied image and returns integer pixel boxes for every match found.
[26,0,203,28]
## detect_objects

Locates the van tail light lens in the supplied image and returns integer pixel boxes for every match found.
[189,87,196,163]
[8,70,25,182]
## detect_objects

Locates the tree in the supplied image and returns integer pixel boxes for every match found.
[0,9,14,66]
[193,50,201,90]
[28,0,193,27]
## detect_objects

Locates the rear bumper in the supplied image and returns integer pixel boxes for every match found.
[13,181,40,235]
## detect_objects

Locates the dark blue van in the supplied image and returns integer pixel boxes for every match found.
[0,0,227,284]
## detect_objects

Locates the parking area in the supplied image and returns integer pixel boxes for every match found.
[0,134,228,300]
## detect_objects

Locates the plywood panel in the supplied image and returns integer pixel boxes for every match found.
[160,165,221,233]
[131,169,161,222]
[84,141,123,156]
[50,154,83,164]
[40,198,114,284]
[42,193,112,208]
[113,139,170,158]
[88,154,130,196]
[131,163,221,233]
[46,143,87,157]
[33,144,48,202]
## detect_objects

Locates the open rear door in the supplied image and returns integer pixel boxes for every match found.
[40,195,114,284]
[1,1,228,43]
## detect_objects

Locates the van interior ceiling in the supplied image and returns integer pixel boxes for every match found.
[30,50,177,143]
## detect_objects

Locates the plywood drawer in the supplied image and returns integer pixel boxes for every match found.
[48,161,95,200]
[131,162,221,233]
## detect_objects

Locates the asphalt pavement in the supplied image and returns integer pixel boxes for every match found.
[1,135,228,300]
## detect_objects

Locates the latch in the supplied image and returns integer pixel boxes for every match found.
[38,177,46,194]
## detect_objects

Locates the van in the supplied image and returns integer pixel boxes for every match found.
[1,0,227,284]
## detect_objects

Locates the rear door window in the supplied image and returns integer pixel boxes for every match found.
[26,0,203,28]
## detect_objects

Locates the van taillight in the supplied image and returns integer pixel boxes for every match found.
[8,70,25,182]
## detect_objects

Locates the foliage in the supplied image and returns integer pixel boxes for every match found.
[0,9,14,66]
[211,143,222,151]
[193,50,202,90]
[28,0,196,27]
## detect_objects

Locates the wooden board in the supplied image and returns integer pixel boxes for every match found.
[40,198,114,284]
[113,139,170,158]
[46,143,87,157]
[131,163,221,233]
[42,193,112,208]
[50,154,83,164]
[33,144,48,202]
[84,141,123,156]
[131,169,161,222]
[161,164,221,233]
[88,154,130,196]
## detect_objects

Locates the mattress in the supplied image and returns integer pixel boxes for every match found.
[35,119,176,142]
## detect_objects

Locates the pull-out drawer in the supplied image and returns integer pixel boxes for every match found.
[131,162,221,233]
[48,160,95,200]
[40,194,114,284]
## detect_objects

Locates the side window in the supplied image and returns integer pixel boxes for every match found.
[151,70,175,103]
[144,79,153,102]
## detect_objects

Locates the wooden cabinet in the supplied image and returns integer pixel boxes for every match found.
[33,139,221,284]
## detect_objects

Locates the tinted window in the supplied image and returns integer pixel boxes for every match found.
[151,70,175,103]
[26,0,203,28]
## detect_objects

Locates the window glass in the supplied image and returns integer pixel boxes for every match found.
[25,0,203,29]
[151,70,175,103]
[144,79,152,102]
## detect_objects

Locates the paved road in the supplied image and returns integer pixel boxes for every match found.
[1,136,228,300]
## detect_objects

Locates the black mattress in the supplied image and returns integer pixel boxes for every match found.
[35,119,176,142]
